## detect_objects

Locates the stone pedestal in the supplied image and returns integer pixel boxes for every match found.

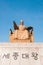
[0,43,43,65]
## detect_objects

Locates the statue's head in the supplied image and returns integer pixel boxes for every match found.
[20,20,24,25]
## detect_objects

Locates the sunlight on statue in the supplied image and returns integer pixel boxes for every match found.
[10,20,34,43]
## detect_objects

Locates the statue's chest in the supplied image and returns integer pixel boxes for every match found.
[17,30,29,39]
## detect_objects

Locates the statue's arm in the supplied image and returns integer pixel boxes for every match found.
[13,21,19,30]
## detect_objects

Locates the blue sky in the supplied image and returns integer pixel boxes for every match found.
[0,0,43,42]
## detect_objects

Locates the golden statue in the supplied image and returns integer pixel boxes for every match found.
[10,20,34,42]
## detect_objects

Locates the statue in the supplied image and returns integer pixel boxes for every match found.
[10,20,34,42]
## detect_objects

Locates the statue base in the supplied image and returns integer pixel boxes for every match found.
[0,43,43,65]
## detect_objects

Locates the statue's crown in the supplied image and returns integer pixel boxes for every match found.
[20,20,24,25]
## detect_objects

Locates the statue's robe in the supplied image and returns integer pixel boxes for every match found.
[13,25,30,39]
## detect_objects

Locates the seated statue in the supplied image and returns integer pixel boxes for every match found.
[10,20,34,42]
[14,20,30,39]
